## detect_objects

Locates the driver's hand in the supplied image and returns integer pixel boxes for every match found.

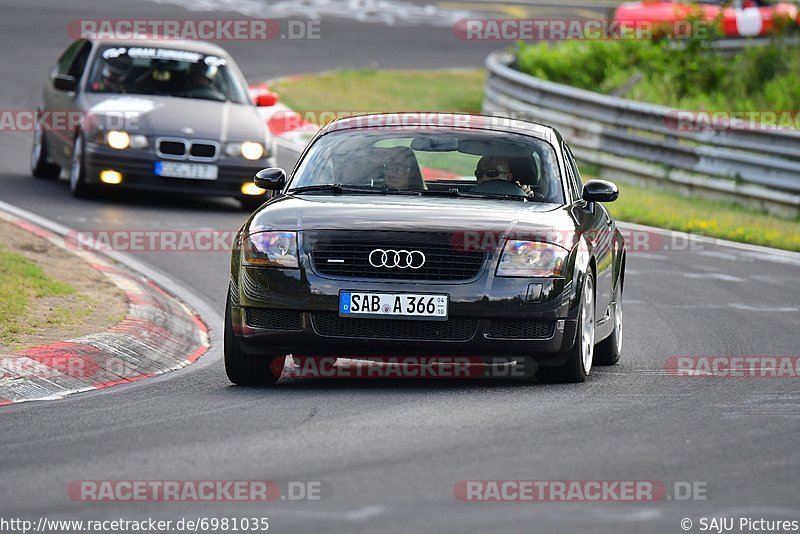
[515,181,535,198]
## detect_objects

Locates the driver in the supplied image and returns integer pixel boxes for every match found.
[91,56,131,93]
[183,61,225,100]
[474,156,513,185]
[474,156,538,198]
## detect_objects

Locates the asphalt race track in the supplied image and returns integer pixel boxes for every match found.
[1,0,799,532]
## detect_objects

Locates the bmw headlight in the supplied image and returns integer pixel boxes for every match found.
[103,130,147,149]
[496,240,568,277]
[225,141,266,160]
[242,231,298,268]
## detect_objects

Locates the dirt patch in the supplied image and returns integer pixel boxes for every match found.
[0,220,128,351]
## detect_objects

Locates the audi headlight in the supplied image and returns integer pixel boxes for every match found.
[242,231,298,268]
[104,130,147,149]
[496,240,568,277]
[225,141,266,160]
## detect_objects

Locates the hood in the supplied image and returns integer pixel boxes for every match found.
[81,94,267,142]
[249,195,581,249]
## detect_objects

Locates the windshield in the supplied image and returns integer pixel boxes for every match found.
[87,46,249,103]
[290,128,564,203]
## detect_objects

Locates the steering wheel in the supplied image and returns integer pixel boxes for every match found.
[471,179,535,198]
[179,86,227,102]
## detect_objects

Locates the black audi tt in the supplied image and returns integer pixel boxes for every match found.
[226,113,626,384]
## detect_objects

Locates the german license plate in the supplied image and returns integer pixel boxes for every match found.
[155,161,218,180]
[339,291,448,320]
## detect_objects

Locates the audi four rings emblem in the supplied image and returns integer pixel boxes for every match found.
[368,249,426,269]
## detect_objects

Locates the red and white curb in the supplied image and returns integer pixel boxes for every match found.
[0,211,210,406]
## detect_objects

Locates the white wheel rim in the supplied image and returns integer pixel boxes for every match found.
[581,275,595,374]
[31,121,42,169]
[70,137,82,190]
[615,295,623,355]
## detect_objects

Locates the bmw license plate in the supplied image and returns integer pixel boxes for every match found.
[339,291,448,320]
[155,161,218,180]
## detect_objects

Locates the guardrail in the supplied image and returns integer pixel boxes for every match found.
[482,50,800,218]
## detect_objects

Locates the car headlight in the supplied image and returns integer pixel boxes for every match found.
[104,130,147,149]
[242,231,298,268]
[107,130,130,149]
[496,240,568,277]
[225,141,266,160]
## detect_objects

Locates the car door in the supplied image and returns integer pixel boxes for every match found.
[563,143,615,322]
[45,40,92,165]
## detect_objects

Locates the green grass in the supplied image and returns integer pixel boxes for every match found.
[269,69,800,252]
[272,69,485,116]
[607,181,800,252]
[0,248,75,344]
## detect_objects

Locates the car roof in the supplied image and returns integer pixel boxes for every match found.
[87,38,231,58]
[317,112,562,144]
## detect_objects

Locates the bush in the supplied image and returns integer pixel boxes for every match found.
[515,28,800,111]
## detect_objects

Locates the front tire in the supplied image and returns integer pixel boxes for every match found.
[69,134,96,198]
[31,116,61,179]
[595,289,622,366]
[538,271,595,383]
[224,289,284,385]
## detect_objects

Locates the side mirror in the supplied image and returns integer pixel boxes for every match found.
[255,92,278,107]
[582,179,619,203]
[53,74,77,92]
[254,167,286,190]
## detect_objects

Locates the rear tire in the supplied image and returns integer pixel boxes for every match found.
[31,116,61,179]
[224,289,283,385]
[537,271,595,383]
[595,289,622,366]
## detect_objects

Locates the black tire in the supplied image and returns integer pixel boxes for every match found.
[224,290,283,385]
[68,133,96,198]
[31,117,61,179]
[537,270,595,383]
[595,289,622,366]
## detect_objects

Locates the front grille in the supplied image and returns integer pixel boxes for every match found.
[311,242,485,281]
[312,312,477,341]
[156,139,217,160]
[487,319,554,339]
[246,308,303,330]
[190,143,216,158]
[158,140,185,156]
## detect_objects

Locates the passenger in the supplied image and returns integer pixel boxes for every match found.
[382,147,423,190]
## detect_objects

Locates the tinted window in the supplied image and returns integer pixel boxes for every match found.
[56,40,84,75]
[563,143,582,200]
[67,42,92,79]
[86,45,248,103]
[291,128,565,203]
